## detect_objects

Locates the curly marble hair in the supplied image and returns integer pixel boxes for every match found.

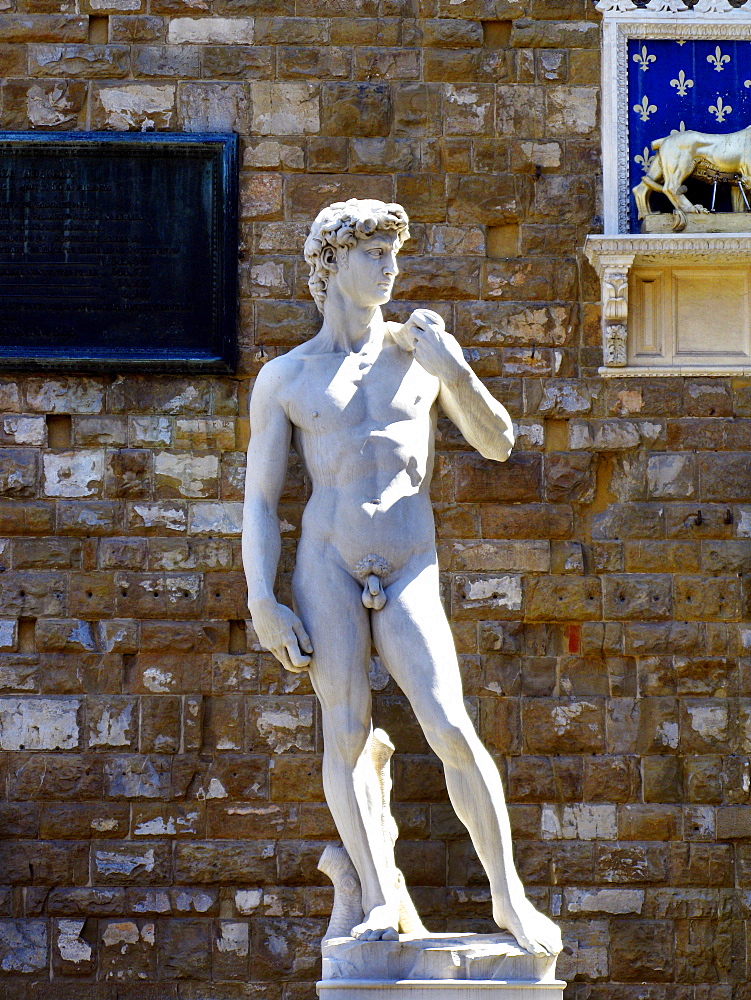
[303,198,410,314]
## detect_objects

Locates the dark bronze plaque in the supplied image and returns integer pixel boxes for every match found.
[0,132,238,372]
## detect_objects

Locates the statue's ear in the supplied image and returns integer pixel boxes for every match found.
[321,246,338,272]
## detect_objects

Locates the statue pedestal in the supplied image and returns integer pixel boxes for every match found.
[317,933,565,1000]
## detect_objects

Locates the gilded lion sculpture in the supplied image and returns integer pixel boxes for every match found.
[633,124,751,232]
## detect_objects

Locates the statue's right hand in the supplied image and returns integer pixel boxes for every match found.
[248,598,313,673]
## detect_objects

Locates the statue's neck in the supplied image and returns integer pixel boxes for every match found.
[320,291,385,354]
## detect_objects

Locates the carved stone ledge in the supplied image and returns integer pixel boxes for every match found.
[595,0,751,14]
[597,365,751,377]
[587,234,751,264]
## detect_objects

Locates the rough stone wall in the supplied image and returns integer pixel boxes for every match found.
[0,0,750,997]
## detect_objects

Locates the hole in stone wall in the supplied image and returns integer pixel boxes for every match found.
[482,20,512,47]
[18,618,36,653]
[486,224,519,258]
[88,15,109,43]
[46,415,72,449]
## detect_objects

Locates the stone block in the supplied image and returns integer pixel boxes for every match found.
[0,415,46,446]
[442,83,495,135]
[596,843,669,885]
[350,138,420,174]
[53,917,96,975]
[354,46,419,80]
[179,81,249,131]
[452,574,523,619]
[41,802,128,840]
[523,699,605,753]
[447,174,518,225]
[103,754,172,800]
[457,303,574,349]
[203,43,274,78]
[609,919,674,982]
[321,82,391,137]
[618,804,681,841]
[451,539,549,573]
[542,804,617,841]
[455,452,541,503]
[0,449,37,498]
[0,697,81,750]
[603,574,672,622]
[174,842,277,884]
[0,15,87,42]
[168,15,254,42]
[496,85,545,140]
[480,503,573,540]
[110,14,166,41]
[555,919,609,981]
[128,501,188,533]
[526,576,602,622]
[99,919,156,981]
[565,888,644,916]
[28,42,129,76]
[674,575,741,622]
[647,454,697,500]
[421,18,483,47]
[546,85,598,137]
[393,82,442,137]
[700,454,751,502]
[544,453,595,503]
[0,840,88,884]
[681,699,733,754]
[154,452,219,499]
[0,920,47,973]
[91,83,176,129]
[132,43,201,77]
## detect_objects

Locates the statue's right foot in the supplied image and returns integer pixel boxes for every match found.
[494,894,562,957]
[351,903,399,942]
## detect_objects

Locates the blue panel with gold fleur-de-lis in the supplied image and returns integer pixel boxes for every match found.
[628,38,751,232]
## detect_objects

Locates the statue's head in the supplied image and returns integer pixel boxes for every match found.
[304,198,410,313]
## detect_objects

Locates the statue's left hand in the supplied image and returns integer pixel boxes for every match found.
[395,309,469,383]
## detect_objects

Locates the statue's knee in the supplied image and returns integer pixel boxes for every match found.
[430,719,475,769]
[325,714,369,768]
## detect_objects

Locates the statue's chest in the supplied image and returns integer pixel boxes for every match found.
[288,354,435,434]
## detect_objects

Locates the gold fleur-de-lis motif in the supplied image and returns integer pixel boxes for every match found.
[670,70,694,97]
[707,46,730,72]
[633,96,657,122]
[633,45,657,72]
[709,96,732,123]
[669,120,687,135]
[634,146,656,172]
[746,80,751,89]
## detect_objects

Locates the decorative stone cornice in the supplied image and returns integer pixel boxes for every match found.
[599,365,751,376]
[595,0,751,13]
[586,234,751,266]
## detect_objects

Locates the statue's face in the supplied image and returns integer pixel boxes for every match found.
[333,231,400,308]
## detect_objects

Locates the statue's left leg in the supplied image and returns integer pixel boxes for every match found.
[370,550,562,957]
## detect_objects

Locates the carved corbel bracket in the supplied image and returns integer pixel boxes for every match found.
[586,251,635,368]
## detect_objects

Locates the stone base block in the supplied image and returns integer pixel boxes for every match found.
[641,211,751,233]
[317,933,564,1000]
[317,981,565,1000]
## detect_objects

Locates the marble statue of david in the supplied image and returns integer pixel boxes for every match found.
[242,198,562,957]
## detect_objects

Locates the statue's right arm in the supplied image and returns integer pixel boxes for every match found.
[242,361,313,672]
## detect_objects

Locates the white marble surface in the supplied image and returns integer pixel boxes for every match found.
[321,933,559,983]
